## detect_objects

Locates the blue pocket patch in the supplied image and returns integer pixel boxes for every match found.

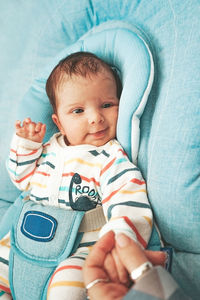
[21,211,57,242]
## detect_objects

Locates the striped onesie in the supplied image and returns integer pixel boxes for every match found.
[0,132,153,299]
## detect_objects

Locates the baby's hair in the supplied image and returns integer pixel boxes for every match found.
[46,51,122,112]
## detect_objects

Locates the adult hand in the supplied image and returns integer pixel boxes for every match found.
[83,231,128,300]
[83,231,166,300]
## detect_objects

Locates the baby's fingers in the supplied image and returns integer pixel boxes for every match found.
[15,118,45,142]
[15,120,22,130]
[112,248,130,286]
[35,122,42,132]
[37,123,46,140]
[15,118,31,130]
[22,118,31,128]
[35,122,46,134]
[104,252,119,283]
[15,120,28,135]
[28,122,37,135]
[40,123,46,136]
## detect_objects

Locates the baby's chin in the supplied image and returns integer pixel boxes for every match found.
[88,137,115,147]
[66,133,116,147]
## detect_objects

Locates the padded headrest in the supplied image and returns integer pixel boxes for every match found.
[18,21,154,163]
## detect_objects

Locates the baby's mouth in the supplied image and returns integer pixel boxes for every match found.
[89,128,108,138]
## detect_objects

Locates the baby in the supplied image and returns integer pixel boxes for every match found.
[3,52,153,299]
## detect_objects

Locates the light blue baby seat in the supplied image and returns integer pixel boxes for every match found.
[0,22,162,300]
[0,2,200,299]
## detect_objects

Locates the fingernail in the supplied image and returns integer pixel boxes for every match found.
[116,233,130,248]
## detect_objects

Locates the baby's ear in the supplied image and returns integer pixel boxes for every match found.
[52,114,64,134]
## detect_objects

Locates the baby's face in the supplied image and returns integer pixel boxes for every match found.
[52,69,119,147]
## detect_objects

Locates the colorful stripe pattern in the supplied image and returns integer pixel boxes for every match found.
[5,133,154,298]
[47,249,89,300]
[0,236,11,297]
[7,133,153,246]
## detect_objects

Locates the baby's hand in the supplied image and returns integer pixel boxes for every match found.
[15,118,46,143]
[104,247,130,287]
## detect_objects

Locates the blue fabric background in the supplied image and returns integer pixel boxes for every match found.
[0,1,199,299]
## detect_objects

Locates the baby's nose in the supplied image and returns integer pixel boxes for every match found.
[88,111,104,124]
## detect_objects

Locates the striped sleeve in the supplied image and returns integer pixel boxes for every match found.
[99,142,153,248]
[6,134,43,191]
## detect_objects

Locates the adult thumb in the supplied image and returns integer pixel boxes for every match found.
[115,233,149,274]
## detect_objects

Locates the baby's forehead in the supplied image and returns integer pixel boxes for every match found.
[55,68,117,104]
[60,67,116,85]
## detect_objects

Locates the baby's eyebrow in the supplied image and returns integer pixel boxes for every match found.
[66,102,82,109]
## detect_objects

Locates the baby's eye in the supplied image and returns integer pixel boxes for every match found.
[102,103,113,108]
[72,108,84,114]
